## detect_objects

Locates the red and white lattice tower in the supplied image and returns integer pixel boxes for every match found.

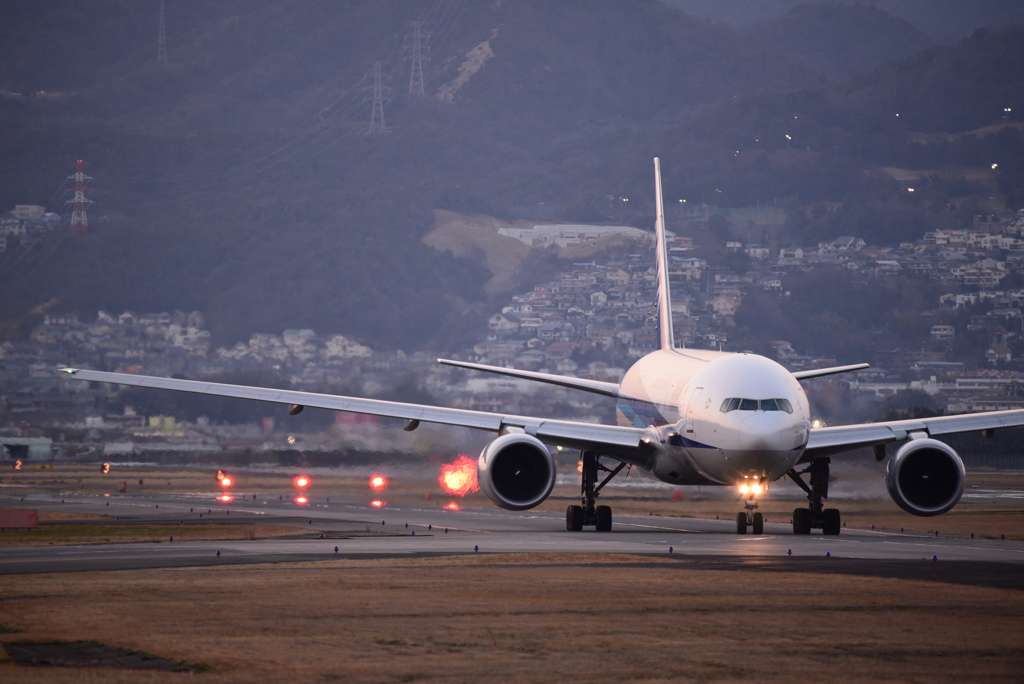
[66,159,93,235]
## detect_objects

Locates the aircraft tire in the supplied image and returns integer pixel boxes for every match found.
[822,508,841,535]
[792,508,811,535]
[752,512,764,535]
[566,505,584,531]
[596,505,612,532]
[736,512,748,534]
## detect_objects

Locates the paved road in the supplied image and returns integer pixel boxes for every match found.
[3,490,1023,586]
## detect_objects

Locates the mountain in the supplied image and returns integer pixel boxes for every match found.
[748,4,933,82]
[662,0,1024,41]
[0,1,1021,351]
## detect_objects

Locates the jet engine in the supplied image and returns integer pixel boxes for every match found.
[886,438,965,516]
[477,433,557,511]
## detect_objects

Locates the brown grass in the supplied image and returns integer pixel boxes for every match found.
[0,554,1021,682]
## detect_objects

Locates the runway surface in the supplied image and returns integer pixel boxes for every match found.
[3,491,1023,587]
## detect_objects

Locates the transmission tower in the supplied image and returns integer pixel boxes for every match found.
[157,0,168,65]
[66,160,93,235]
[366,61,391,133]
[405,21,430,96]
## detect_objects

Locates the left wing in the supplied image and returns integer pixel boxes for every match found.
[59,368,652,465]
[803,409,1024,460]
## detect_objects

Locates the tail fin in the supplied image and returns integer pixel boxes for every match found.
[653,157,675,350]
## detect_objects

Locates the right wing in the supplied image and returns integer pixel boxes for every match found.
[59,368,653,465]
[437,359,623,398]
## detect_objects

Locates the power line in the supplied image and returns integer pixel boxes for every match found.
[66,160,93,235]
[366,61,391,133]
[406,21,430,96]
[157,0,168,66]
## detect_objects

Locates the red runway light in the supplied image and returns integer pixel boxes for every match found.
[295,495,309,505]
[444,501,461,511]
[439,455,479,497]
[294,475,311,489]
[370,500,385,508]
[369,474,388,492]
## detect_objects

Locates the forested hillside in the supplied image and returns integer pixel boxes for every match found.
[0,1,1021,351]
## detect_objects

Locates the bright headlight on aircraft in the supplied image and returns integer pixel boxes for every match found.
[752,483,762,495]
[739,484,749,494]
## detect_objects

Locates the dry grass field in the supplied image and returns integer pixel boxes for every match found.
[0,554,1022,682]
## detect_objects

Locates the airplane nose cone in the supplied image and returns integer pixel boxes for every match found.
[739,414,781,450]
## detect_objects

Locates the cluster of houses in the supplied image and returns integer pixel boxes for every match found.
[5,205,1024,441]
[0,204,61,252]
[770,212,1024,288]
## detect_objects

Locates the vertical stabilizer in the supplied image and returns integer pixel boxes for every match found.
[653,157,675,350]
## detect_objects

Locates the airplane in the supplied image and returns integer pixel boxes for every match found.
[60,158,1024,535]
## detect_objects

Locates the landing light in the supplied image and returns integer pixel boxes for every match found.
[370,500,385,508]
[295,495,308,505]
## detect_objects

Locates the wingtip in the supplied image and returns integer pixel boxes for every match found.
[58,367,78,375]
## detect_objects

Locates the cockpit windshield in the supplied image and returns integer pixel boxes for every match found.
[720,398,793,414]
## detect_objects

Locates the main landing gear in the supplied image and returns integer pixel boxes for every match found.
[787,457,841,535]
[566,451,625,532]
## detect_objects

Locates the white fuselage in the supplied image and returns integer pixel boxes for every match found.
[617,349,811,487]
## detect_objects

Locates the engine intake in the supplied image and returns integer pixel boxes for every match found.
[477,433,556,511]
[886,438,965,517]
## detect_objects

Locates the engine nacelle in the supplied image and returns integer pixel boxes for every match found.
[886,438,965,517]
[477,433,557,511]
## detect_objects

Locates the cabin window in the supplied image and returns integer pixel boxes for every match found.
[760,399,780,411]
[739,398,759,411]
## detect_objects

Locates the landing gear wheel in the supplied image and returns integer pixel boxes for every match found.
[596,505,612,532]
[736,512,748,534]
[822,508,841,536]
[792,508,811,535]
[752,512,764,535]
[566,505,583,532]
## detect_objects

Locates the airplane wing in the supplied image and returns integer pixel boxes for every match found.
[802,409,1024,460]
[791,363,870,380]
[437,359,623,398]
[58,368,653,465]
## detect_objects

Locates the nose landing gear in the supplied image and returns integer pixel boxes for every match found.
[736,496,764,534]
